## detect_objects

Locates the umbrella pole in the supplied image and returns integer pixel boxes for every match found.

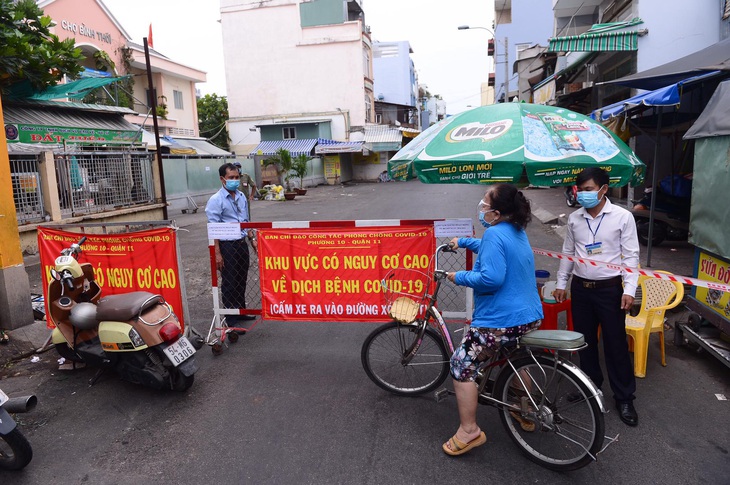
[646,107,663,267]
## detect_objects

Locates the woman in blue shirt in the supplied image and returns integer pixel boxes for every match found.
[442,183,543,456]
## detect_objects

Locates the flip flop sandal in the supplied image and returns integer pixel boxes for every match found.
[509,411,536,432]
[442,431,487,456]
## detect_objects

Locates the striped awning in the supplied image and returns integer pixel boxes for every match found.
[548,30,638,52]
[363,125,403,152]
[315,140,363,154]
[250,138,319,157]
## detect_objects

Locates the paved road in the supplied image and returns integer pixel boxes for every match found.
[2,181,728,484]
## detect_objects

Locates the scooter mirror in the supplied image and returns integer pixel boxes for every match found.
[50,268,61,281]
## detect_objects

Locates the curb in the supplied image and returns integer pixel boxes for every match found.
[0,320,51,367]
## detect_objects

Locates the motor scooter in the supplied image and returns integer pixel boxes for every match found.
[0,389,36,471]
[564,185,579,207]
[47,237,198,391]
[630,187,690,246]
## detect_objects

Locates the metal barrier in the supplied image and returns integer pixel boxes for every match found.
[206,219,474,353]
[54,149,154,218]
[10,155,45,224]
[9,147,155,223]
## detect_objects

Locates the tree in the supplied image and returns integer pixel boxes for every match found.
[197,93,230,150]
[0,0,83,94]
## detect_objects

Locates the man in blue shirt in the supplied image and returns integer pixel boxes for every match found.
[206,163,257,329]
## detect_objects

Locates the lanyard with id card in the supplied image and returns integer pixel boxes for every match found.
[585,214,605,255]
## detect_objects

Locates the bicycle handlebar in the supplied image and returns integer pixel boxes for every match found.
[434,243,458,278]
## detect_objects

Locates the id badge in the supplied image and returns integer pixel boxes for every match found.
[585,242,603,255]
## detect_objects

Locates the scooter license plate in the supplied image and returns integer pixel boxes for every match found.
[162,337,196,367]
[0,389,8,406]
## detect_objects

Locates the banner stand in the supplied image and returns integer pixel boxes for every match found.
[205,218,475,355]
[37,221,203,347]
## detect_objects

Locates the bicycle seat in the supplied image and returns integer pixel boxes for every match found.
[520,330,585,350]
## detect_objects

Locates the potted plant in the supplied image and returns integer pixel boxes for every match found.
[292,154,311,195]
[263,148,297,200]
[156,95,168,119]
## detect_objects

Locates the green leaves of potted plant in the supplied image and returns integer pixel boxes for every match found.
[263,148,293,183]
[292,154,311,195]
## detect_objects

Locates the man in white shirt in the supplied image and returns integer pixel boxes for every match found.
[553,167,640,426]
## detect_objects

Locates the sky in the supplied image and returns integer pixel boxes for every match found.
[103,0,494,115]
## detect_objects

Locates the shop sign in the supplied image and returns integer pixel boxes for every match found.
[60,19,113,44]
[5,123,140,144]
[696,251,730,319]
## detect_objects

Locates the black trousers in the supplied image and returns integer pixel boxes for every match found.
[219,239,249,324]
[570,280,636,403]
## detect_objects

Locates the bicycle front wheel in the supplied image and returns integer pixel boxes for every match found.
[494,353,605,471]
[361,321,450,396]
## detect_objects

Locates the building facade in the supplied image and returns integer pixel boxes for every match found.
[493,0,554,102]
[372,41,419,128]
[533,0,725,112]
[40,0,205,139]
[221,0,374,154]
[4,0,213,250]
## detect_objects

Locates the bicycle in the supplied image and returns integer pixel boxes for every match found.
[361,244,612,471]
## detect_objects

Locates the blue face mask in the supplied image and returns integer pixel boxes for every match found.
[478,211,491,228]
[577,187,604,209]
[477,199,496,228]
[225,179,240,191]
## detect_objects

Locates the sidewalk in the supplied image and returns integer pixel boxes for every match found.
[0,185,696,367]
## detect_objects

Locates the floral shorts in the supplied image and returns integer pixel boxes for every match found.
[450,320,542,382]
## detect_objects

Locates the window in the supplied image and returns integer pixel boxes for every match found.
[365,95,372,123]
[363,49,371,78]
[283,127,296,139]
[173,90,183,110]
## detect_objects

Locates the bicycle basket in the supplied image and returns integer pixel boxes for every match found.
[381,268,430,323]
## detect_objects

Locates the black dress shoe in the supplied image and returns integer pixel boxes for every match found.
[616,402,638,426]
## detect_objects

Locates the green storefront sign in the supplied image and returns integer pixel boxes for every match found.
[4,123,141,144]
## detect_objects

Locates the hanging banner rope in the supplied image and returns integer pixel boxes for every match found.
[532,247,730,293]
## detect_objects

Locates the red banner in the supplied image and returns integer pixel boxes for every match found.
[257,226,435,321]
[37,227,184,329]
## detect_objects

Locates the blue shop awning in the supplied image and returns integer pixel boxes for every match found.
[592,71,724,121]
[315,140,363,154]
[250,138,319,157]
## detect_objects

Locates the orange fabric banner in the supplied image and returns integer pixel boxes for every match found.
[258,226,435,321]
[37,227,184,329]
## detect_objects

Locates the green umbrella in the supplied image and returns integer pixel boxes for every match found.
[389,103,645,187]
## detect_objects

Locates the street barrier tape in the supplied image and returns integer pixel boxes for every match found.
[532,247,730,294]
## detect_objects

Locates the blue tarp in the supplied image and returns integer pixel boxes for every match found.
[593,71,722,121]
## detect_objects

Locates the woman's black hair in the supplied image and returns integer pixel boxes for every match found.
[488,183,532,229]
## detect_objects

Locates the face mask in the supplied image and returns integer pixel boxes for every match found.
[478,211,492,228]
[225,179,240,191]
[477,199,497,228]
[577,187,604,209]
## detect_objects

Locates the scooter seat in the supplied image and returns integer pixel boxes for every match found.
[96,292,162,321]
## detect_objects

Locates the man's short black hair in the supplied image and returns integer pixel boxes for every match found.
[576,167,609,187]
[219,162,238,177]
